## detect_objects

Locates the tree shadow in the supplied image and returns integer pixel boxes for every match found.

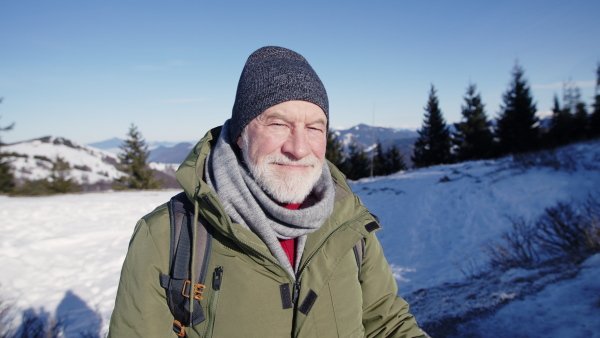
[56,290,101,338]
[14,290,101,338]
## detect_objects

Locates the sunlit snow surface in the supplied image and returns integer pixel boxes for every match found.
[1,140,599,337]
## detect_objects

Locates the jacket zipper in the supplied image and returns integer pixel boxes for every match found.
[204,266,223,338]
[292,281,301,304]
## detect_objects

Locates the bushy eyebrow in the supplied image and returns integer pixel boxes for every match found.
[262,112,326,126]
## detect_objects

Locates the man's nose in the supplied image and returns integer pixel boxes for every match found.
[281,127,310,160]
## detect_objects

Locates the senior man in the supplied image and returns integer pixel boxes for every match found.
[109,46,424,337]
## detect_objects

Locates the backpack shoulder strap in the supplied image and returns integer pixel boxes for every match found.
[353,214,379,282]
[352,238,366,282]
[159,192,213,337]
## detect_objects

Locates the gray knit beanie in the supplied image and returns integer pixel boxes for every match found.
[229,46,329,141]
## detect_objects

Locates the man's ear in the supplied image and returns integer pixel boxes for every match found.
[237,136,243,149]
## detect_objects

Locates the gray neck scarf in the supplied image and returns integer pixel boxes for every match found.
[205,120,335,278]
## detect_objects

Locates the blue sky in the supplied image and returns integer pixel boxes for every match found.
[1,0,599,144]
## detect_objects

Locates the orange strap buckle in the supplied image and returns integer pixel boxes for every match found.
[173,319,185,337]
[182,280,206,301]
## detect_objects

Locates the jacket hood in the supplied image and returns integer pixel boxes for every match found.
[176,126,223,203]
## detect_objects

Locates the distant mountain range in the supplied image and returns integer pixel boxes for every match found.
[332,124,419,167]
[0,125,419,191]
[333,124,418,150]
[89,124,420,166]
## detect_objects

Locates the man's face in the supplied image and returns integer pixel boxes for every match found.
[237,100,327,204]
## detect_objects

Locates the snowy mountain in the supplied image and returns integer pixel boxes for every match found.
[332,123,418,151]
[1,139,598,337]
[2,136,179,190]
[2,136,123,189]
[331,124,418,167]
[147,142,194,164]
[87,137,123,154]
[89,138,195,164]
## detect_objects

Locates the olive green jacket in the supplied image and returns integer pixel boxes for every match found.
[108,127,424,337]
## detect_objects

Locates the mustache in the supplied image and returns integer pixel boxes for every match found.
[264,154,320,167]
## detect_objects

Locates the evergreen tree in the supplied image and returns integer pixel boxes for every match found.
[0,98,15,193]
[373,142,407,176]
[384,144,407,174]
[547,94,573,147]
[325,130,345,169]
[573,100,588,140]
[589,63,600,138]
[373,142,387,176]
[412,85,453,168]
[563,83,588,140]
[495,63,539,155]
[562,81,580,116]
[343,141,370,180]
[453,83,495,161]
[0,156,13,193]
[113,124,163,190]
[47,156,79,194]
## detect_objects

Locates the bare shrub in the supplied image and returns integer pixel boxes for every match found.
[453,256,482,280]
[511,149,577,172]
[0,288,13,338]
[581,197,600,252]
[484,217,540,270]
[535,201,595,262]
[486,196,600,270]
[14,309,67,338]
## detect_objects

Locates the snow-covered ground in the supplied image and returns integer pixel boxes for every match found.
[0,140,599,337]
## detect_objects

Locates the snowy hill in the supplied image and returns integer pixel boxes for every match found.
[0,139,599,337]
[2,136,180,190]
[2,136,124,189]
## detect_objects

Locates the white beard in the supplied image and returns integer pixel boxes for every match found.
[242,137,323,204]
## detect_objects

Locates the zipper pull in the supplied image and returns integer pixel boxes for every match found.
[292,281,301,304]
[213,267,223,291]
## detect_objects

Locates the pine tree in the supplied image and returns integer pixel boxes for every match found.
[495,63,539,155]
[325,130,345,170]
[563,83,588,141]
[589,63,600,138]
[547,94,573,147]
[0,98,15,193]
[573,100,588,140]
[373,142,407,176]
[343,142,370,180]
[384,144,407,174]
[453,83,495,161]
[412,85,453,168]
[113,124,163,190]
[47,156,79,194]
[373,142,387,176]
